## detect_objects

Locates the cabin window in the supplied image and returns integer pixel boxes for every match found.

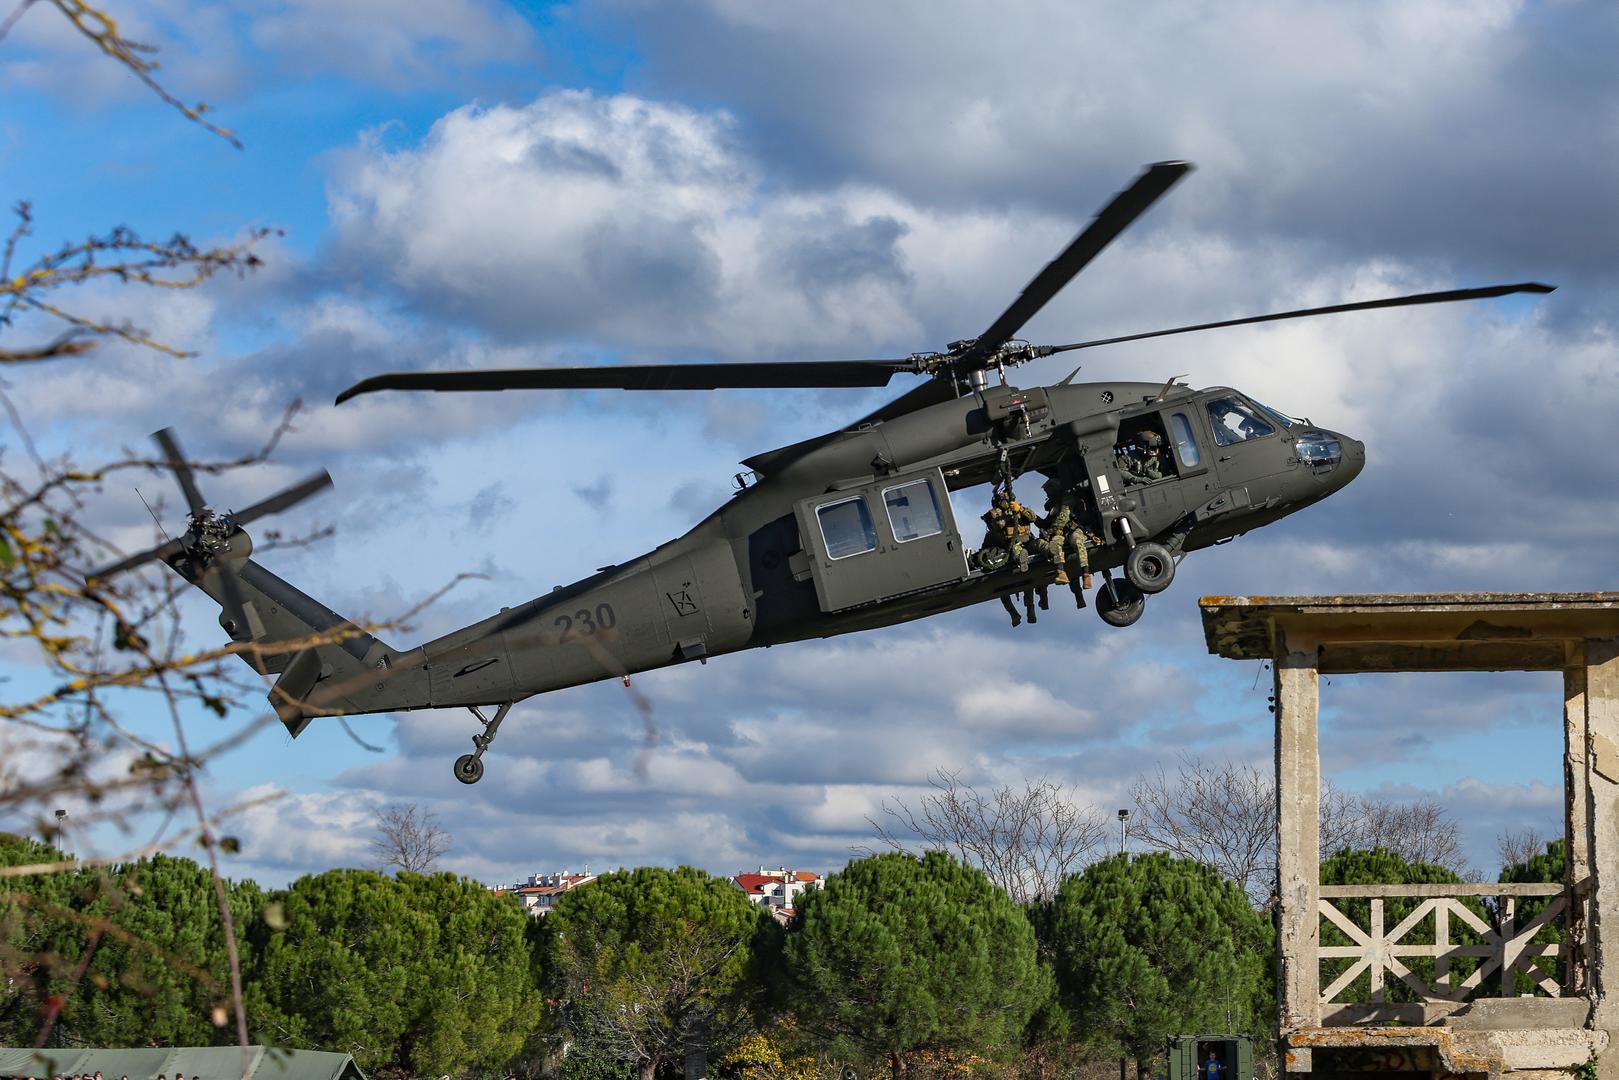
[1169,413,1201,467]
[883,479,944,543]
[817,496,878,559]
[1205,395,1276,447]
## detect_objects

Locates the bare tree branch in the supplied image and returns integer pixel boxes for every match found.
[370,803,451,875]
[1129,755,1469,905]
[864,770,1108,904]
[0,1,240,145]
[1497,827,1547,873]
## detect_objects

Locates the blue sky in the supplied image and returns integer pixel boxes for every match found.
[2,0,1616,887]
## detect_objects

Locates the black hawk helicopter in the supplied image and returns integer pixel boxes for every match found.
[95,161,1553,783]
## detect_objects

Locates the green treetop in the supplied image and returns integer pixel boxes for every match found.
[248,868,538,1077]
[782,850,1053,1079]
[1045,852,1272,1072]
[540,865,776,1080]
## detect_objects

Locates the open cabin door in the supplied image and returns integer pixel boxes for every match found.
[794,468,969,612]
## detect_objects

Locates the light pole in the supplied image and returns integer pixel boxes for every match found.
[53,808,67,852]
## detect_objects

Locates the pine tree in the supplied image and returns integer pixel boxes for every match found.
[1499,837,1567,993]
[540,866,774,1080]
[1045,853,1271,1074]
[782,851,1053,1079]
[248,868,539,1076]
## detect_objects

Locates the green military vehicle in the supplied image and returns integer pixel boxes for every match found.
[1168,1034,1256,1080]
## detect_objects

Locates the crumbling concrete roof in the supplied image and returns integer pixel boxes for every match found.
[1200,592,1619,673]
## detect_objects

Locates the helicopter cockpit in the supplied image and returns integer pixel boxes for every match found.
[1204,393,1279,446]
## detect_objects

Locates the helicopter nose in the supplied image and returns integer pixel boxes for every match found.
[1338,435,1366,487]
[1292,428,1364,491]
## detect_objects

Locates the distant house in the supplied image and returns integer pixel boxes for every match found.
[493,870,597,917]
[731,865,822,921]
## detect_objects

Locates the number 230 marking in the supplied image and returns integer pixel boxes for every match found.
[555,603,617,643]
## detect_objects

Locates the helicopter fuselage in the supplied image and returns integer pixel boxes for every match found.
[260,377,1362,723]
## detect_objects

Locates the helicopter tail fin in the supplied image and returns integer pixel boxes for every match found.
[179,554,426,736]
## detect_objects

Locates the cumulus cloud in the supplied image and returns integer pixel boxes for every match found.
[327,90,926,354]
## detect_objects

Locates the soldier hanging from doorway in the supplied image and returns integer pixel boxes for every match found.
[980,481,1043,627]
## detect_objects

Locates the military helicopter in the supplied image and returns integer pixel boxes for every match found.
[94,161,1553,784]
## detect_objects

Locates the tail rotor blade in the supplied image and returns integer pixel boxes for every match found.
[88,537,185,582]
[232,471,334,527]
[152,428,207,516]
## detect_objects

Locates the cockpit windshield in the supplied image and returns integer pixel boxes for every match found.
[1249,398,1297,430]
[1205,395,1276,447]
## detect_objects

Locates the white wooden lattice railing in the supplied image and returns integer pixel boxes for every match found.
[1318,882,1573,1004]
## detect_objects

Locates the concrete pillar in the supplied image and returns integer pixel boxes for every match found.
[1565,648,1591,997]
[1275,623,1321,1049]
[1585,638,1619,1078]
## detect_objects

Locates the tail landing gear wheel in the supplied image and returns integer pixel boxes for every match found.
[454,754,484,785]
[1096,577,1146,628]
[1125,541,1175,594]
[452,700,513,785]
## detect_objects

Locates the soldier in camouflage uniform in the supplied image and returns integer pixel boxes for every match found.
[980,488,1037,573]
[980,487,1039,627]
[1117,429,1167,484]
[1040,475,1093,608]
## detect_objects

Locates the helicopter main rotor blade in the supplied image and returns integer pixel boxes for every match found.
[230,471,334,527]
[958,160,1193,369]
[335,360,916,404]
[152,428,207,516]
[1045,282,1557,355]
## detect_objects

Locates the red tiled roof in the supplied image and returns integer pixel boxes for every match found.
[733,871,821,893]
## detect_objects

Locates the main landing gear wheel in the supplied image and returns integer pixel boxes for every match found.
[976,546,1010,572]
[453,700,513,785]
[1096,576,1146,628]
[1124,541,1175,594]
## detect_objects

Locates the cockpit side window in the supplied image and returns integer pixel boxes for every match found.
[1205,395,1277,447]
[817,496,878,560]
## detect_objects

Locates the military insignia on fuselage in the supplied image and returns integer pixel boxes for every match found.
[666,584,699,617]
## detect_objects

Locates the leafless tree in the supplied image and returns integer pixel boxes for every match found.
[1497,827,1547,873]
[865,770,1109,904]
[370,803,452,875]
[1127,757,1277,905]
[1129,756,1470,905]
[1338,795,1466,873]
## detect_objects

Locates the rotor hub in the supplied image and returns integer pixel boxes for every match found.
[186,508,241,558]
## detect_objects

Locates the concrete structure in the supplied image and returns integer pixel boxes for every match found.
[1202,593,1619,1080]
